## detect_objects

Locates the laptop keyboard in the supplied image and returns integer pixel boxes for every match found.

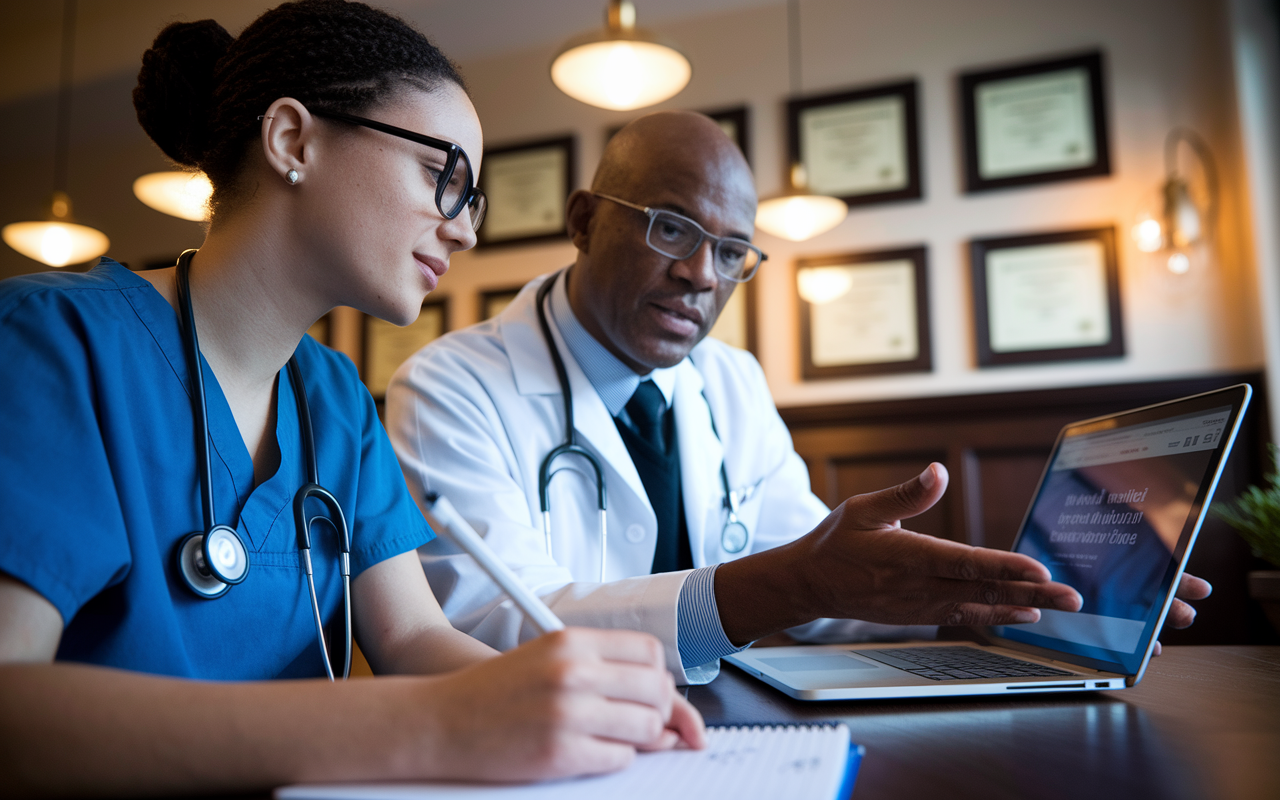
[856,646,1077,681]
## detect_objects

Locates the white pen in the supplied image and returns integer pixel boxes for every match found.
[421,492,566,635]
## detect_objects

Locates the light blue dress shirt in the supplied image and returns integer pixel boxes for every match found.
[548,272,747,669]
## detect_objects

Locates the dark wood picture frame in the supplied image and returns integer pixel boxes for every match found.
[970,227,1123,367]
[479,285,524,321]
[797,245,931,380]
[477,135,576,248]
[361,297,450,399]
[606,105,751,165]
[960,51,1111,193]
[786,80,922,208]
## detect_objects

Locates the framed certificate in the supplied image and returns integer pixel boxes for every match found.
[796,246,931,379]
[970,227,1123,367]
[477,136,575,247]
[707,279,757,355]
[787,81,922,207]
[961,52,1111,192]
[362,299,449,398]
[479,285,523,320]
[606,106,751,164]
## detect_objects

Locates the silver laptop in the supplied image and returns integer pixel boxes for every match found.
[726,384,1252,701]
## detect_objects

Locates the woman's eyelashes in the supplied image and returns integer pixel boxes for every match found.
[420,160,447,187]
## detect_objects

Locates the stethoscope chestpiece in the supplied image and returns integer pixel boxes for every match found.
[721,518,749,553]
[175,525,250,599]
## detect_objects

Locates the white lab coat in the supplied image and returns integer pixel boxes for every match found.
[386,272,932,684]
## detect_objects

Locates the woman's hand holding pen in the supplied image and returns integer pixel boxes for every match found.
[421,628,705,782]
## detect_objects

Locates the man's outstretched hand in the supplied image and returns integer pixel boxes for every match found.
[715,463,1083,646]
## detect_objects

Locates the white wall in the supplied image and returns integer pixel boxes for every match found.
[445,0,1265,407]
[0,0,1265,409]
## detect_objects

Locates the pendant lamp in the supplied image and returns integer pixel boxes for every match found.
[551,0,692,111]
[133,171,213,221]
[754,0,847,242]
[1129,128,1218,276]
[2,0,110,268]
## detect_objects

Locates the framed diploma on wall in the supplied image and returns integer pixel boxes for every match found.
[362,298,449,398]
[970,227,1123,367]
[707,279,757,355]
[961,51,1111,192]
[477,136,575,247]
[796,245,931,379]
[787,81,922,207]
[479,285,523,320]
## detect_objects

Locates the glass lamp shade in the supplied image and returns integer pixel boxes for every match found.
[552,37,691,111]
[3,220,109,267]
[133,171,212,221]
[755,194,847,242]
[551,1,691,111]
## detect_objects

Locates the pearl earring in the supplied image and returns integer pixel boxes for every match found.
[286,169,299,185]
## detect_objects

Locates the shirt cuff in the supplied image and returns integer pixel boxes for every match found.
[675,564,750,669]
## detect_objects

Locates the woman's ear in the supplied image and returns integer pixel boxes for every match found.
[565,189,598,252]
[260,97,316,185]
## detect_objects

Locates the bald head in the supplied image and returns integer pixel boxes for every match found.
[562,110,763,374]
[594,111,756,223]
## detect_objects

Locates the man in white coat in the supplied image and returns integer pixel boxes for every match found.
[386,112,1205,684]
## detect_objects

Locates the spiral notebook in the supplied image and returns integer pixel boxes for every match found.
[276,723,862,800]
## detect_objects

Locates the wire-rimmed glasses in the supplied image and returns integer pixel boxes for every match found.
[311,108,487,231]
[594,193,767,282]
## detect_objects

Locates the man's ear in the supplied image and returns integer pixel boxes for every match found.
[260,97,317,184]
[565,189,598,253]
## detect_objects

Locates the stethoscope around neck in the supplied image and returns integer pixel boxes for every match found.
[532,272,749,583]
[171,249,352,681]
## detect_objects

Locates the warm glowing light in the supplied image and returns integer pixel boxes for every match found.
[755,194,847,242]
[1166,252,1191,275]
[797,267,854,305]
[3,220,110,267]
[552,39,690,110]
[1132,217,1163,253]
[133,171,213,221]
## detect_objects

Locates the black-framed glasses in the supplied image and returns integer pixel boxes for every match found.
[594,193,766,282]
[311,108,487,231]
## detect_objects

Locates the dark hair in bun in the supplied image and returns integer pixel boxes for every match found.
[133,0,465,216]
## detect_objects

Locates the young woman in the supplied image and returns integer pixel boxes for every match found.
[0,1,702,795]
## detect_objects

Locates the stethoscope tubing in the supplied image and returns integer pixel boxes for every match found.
[532,271,750,573]
[175,249,352,680]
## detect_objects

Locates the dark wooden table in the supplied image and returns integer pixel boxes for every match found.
[687,646,1280,800]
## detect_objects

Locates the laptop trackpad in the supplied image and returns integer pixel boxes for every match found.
[757,654,879,672]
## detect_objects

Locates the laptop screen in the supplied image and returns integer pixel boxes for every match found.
[994,386,1249,675]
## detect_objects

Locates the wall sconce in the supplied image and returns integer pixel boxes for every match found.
[550,0,691,111]
[754,0,847,242]
[133,171,213,222]
[1130,128,1218,276]
[2,0,110,268]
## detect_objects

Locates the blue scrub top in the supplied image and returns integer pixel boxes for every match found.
[0,260,433,680]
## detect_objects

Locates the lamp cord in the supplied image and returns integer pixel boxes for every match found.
[54,0,77,194]
[787,0,801,96]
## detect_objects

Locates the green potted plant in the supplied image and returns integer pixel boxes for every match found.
[1214,444,1280,633]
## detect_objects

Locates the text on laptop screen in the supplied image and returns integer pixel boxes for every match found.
[997,406,1233,672]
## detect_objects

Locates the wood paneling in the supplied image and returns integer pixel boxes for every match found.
[781,373,1278,646]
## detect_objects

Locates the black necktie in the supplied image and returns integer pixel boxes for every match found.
[625,380,668,453]
[615,380,692,573]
